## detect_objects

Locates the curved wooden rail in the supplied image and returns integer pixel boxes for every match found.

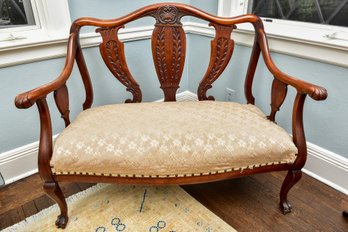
[15,33,77,109]
[255,24,327,101]
[15,3,327,110]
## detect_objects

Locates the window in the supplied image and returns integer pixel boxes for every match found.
[218,0,348,67]
[0,0,70,49]
[251,0,348,27]
[0,0,71,67]
[218,0,348,41]
[1,0,36,28]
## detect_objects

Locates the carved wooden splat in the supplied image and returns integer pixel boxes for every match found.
[151,5,186,101]
[54,84,70,127]
[97,26,142,103]
[198,23,236,101]
[268,78,288,122]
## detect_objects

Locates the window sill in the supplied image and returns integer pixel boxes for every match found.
[186,22,348,68]
[0,25,155,68]
[1,22,347,68]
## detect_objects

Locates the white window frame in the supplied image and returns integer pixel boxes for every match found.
[0,0,71,61]
[218,0,348,67]
[0,0,39,33]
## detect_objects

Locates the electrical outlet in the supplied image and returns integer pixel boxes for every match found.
[225,88,235,102]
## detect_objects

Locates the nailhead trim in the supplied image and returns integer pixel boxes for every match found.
[52,161,292,178]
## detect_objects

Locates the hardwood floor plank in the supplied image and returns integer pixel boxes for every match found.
[76,182,96,191]
[183,172,348,232]
[0,207,25,229]
[34,195,54,212]
[0,172,347,231]
[0,174,42,215]
[22,201,38,218]
[60,182,82,198]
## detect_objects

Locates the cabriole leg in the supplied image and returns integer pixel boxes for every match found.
[44,181,68,228]
[279,170,302,214]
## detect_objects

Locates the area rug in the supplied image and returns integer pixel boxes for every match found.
[3,184,236,231]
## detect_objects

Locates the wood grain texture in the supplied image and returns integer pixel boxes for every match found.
[1,173,347,231]
[54,84,70,127]
[268,78,288,122]
[151,5,186,101]
[97,26,142,103]
[75,39,93,110]
[184,172,348,232]
[0,174,93,230]
[198,23,235,100]
[244,35,260,105]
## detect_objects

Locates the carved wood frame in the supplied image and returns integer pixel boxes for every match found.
[15,3,327,228]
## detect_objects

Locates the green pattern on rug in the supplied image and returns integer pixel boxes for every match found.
[3,184,236,231]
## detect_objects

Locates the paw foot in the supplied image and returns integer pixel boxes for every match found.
[55,214,68,229]
[280,201,292,215]
[343,211,348,218]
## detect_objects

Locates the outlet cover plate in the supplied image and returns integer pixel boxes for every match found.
[225,88,235,101]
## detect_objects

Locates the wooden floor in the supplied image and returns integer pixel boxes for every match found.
[0,171,347,231]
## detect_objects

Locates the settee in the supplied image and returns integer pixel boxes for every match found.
[15,3,327,229]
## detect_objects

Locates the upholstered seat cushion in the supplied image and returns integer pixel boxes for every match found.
[50,101,297,177]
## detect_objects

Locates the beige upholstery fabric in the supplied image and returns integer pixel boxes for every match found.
[51,101,297,177]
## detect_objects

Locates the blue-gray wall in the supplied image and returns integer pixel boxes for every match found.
[1,1,347,160]
[188,34,348,158]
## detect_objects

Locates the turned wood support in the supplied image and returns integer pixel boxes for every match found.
[279,169,302,214]
[37,99,68,228]
[268,78,288,122]
[36,98,54,180]
[54,84,70,127]
[44,181,68,228]
[279,92,307,214]
[292,93,308,168]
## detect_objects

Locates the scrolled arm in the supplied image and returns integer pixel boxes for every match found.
[15,33,78,109]
[254,20,327,101]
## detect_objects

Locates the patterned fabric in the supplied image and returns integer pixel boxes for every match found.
[50,101,297,177]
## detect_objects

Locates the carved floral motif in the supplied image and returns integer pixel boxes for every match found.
[198,24,235,100]
[155,27,168,81]
[171,27,183,81]
[152,24,186,101]
[157,5,179,24]
[97,27,142,103]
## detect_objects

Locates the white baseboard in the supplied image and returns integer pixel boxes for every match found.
[1,91,347,196]
[304,143,348,195]
[0,140,39,185]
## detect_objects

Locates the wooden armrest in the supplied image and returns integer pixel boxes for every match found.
[257,28,327,101]
[15,34,77,109]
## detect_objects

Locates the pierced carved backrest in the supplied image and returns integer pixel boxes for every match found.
[72,4,262,105]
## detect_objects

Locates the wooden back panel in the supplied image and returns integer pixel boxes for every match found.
[70,3,263,106]
[151,6,186,101]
